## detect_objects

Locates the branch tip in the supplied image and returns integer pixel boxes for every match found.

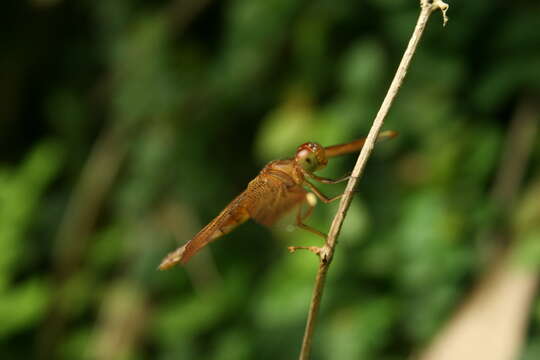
[422,0,449,26]
[437,0,449,26]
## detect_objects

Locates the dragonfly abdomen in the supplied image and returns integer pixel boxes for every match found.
[158,196,251,269]
[209,206,250,240]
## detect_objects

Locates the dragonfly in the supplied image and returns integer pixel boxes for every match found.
[159,130,397,269]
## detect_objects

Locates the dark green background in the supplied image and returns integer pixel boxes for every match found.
[1,0,539,359]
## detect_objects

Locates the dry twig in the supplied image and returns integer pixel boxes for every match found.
[296,1,449,358]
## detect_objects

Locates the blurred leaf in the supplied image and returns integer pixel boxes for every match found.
[0,141,62,275]
[513,230,540,270]
[338,40,385,96]
[255,89,315,161]
[320,298,397,359]
[0,279,50,337]
[252,252,317,329]
[512,179,540,269]
[153,269,247,345]
[213,328,253,360]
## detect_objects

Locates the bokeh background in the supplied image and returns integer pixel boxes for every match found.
[1,0,540,359]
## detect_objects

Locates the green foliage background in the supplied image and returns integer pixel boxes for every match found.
[1,0,540,359]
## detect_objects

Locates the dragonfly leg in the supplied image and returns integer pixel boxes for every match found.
[295,200,326,239]
[304,180,344,204]
[304,170,353,184]
[288,196,332,259]
[288,245,324,257]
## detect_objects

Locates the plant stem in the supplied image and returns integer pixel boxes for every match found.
[298,1,449,359]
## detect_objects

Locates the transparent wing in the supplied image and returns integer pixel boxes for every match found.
[158,173,307,269]
[246,175,307,227]
[158,192,251,269]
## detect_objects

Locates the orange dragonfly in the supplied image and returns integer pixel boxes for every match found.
[159,130,397,269]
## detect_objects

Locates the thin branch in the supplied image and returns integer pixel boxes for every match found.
[297,1,449,359]
[476,96,540,261]
[490,97,539,208]
[167,0,213,34]
[37,124,127,360]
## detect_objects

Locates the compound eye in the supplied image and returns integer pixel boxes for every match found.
[298,150,319,172]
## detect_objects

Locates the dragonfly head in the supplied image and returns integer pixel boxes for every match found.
[295,142,328,173]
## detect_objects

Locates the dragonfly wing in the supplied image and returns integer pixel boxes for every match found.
[246,176,308,227]
[158,193,251,269]
[158,172,307,269]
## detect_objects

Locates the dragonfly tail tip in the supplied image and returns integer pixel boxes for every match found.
[157,244,188,270]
